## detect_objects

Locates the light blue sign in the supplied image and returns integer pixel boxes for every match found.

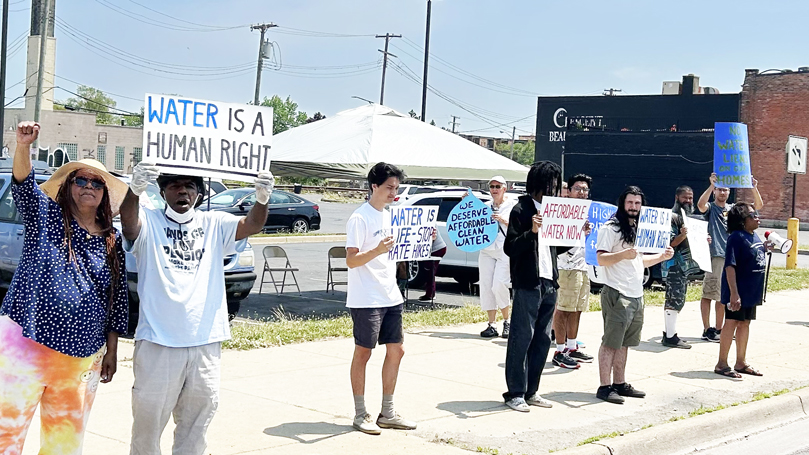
[446,191,498,252]
[585,201,617,266]
[713,122,753,188]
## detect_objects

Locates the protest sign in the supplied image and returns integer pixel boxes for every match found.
[713,122,753,188]
[537,196,591,246]
[446,192,498,252]
[387,205,438,262]
[143,93,273,183]
[585,201,617,266]
[681,210,712,273]
[635,207,672,253]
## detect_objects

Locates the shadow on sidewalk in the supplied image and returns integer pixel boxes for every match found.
[669,370,741,381]
[542,391,603,409]
[263,421,354,444]
[787,321,809,327]
[436,400,508,419]
[415,331,485,340]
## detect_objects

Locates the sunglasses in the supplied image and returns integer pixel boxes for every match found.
[489,184,503,189]
[73,177,106,190]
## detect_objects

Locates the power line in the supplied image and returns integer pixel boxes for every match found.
[93,0,245,32]
[55,86,140,116]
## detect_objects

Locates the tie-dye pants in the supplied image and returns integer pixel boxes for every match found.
[0,316,104,455]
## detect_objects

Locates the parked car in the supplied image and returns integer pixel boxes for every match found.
[397,189,492,287]
[393,184,419,204]
[201,188,321,233]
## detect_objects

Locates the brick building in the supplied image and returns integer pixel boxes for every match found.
[740,68,809,221]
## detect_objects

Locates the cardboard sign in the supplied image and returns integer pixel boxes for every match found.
[682,209,712,273]
[446,192,498,252]
[143,94,273,183]
[585,201,617,266]
[388,206,438,262]
[537,196,591,246]
[713,122,753,188]
[635,207,672,253]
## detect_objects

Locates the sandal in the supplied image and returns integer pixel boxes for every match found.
[714,367,742,379]
[734,365,763,376]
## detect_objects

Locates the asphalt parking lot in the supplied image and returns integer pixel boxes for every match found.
[236,241,481,321]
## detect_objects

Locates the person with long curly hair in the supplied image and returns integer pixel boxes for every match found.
[0,122,129,454]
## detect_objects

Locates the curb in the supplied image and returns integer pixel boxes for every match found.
[559,387,809,454]
[248,234,346,245]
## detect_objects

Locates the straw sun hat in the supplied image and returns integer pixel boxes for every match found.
[39,159,130,216]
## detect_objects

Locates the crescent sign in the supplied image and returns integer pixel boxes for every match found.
[553,108,567,129]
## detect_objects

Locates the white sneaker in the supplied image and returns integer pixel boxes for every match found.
[353,413,381,435]
[376,413,417,430]
[525,394,553,408]
[505,397,530,412]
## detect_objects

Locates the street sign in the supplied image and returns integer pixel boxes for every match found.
[786,135,807,174]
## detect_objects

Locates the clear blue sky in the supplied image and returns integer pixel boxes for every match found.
[4,0,809,138]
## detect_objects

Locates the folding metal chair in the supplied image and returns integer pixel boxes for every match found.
[259,246,301,295]
[326,246,348,293]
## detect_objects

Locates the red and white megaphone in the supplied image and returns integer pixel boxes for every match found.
[765,231,794,254]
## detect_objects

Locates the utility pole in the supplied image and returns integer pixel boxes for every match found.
[420,0,432,122]
[509,126,516,160]
[33,0,50,149]
[251,22,277,106]
[603,88,622,96]
[449,115,460,133]
[375,33,400,105]
[0,0,10,142]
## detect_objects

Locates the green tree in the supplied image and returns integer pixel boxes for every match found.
[123,107,144,127]
[59,85,119,125]
[259,95,308,135]
[306,112,326,124]
[495,140,535,166]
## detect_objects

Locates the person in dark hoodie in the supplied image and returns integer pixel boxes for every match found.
[502,161,571,412]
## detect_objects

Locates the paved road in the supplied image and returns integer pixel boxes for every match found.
[692,417,809,455]
[298,193,361,234]
[237,241,481,321]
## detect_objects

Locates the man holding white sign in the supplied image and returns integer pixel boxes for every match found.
[121,161,273,454]
[596,186,673,404]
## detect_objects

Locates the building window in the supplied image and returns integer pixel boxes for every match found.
[133,147,142,165]
[97,145,106,167]
[57,143,78,161]
[115,146,125,171]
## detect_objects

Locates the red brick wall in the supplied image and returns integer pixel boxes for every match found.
[740,69,809,221]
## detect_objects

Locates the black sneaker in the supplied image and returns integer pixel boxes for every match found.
[501,321,510,339]
[480,325,498,338]
[612,382,645,398]
[596,385,624,404]
[552,351,580,369]
[567,349,594,363]
[702,327,721,343]
[662,332,692,349]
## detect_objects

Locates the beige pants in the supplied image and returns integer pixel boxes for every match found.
[130,340,221,455]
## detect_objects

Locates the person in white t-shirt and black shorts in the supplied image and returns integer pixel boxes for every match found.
[345,162,416,435]
[120,164,274,455]
[595,186,673,404]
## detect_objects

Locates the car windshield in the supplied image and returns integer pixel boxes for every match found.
[209,189,252,206]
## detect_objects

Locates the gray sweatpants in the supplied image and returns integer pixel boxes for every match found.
[130,340,221,455]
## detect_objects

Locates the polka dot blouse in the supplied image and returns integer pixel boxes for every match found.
[0,170,129,358]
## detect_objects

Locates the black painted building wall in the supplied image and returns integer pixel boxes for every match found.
[534,77,740,207]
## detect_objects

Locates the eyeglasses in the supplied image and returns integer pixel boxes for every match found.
[73,177,105,190]
[571,186,589,194]
[489,184,503,189]
[747,211,760,219]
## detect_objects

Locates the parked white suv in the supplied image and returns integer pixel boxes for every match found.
[397,189,492,286]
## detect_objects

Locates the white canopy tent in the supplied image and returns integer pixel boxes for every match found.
[269,104,529,182]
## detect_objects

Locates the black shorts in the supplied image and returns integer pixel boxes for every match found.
[350,304,404,349]
[724,305,757,321]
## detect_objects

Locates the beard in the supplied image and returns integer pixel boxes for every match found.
[627,209,640,219]
[674,201,694,216]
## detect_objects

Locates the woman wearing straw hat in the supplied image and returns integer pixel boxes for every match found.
[0,122,129,454]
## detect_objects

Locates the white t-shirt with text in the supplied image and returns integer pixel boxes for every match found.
[596,221,645,298]
[126,208,245,347]
[345,203,404,309]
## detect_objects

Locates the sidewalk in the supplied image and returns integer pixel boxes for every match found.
[21,289,809,455]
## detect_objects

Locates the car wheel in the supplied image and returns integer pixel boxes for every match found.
[407,261,430,289]
[643,267,653,287]
[227,299,241,320]
[453,271,479,285]
[291,218,309,233]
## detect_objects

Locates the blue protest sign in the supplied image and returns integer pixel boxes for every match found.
[585,201,617,266]
[713,122,753,188]
[446,191,498,252]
